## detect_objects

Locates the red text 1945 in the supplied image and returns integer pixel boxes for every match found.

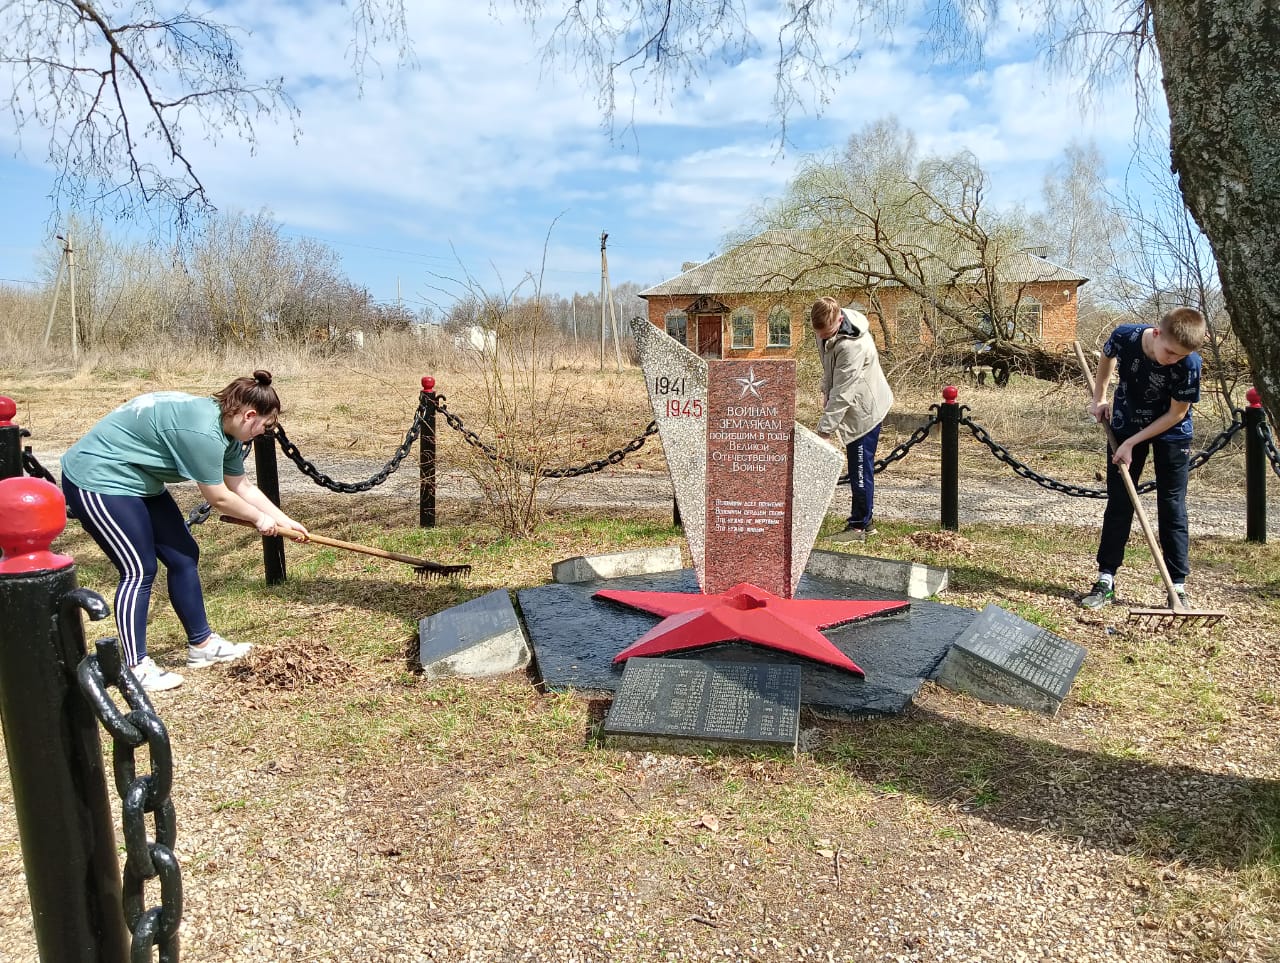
[665,398,704,418]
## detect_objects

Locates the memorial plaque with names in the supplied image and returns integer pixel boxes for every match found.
[934,603,1086,715]
[704,360,796,597]
[601,657,801,752]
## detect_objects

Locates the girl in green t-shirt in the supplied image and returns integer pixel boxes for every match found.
[61,370,309,691]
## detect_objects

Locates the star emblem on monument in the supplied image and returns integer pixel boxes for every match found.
[733,366,768,398]
[596,582,909,676]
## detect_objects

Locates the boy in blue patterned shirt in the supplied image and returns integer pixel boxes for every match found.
[1080,307,1206,609]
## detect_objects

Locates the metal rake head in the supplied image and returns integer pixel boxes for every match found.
[1128,607,1227,631]
[413,562,472,581]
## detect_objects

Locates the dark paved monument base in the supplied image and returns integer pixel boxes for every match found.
[518,568,977,719]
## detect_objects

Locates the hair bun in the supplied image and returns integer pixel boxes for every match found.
[252,369,273,386]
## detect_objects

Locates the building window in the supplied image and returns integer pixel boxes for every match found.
[1015,299,1042,340]
[731,308,755,348]
[664,310,687,344]
[767,306,791,347]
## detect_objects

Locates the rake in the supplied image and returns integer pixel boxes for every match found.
[219,516,471,580]
[1073,342,1225,629]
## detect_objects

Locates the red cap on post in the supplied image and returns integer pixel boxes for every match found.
[1247,387,1262,409]
[0,396,15,427]
[942,385,959,404]
[421,376,436,392]
[0,477,74,574]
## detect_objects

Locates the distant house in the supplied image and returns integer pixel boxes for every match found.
[639,232,1088,360]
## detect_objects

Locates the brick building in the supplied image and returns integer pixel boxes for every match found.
[639,232,1088,360]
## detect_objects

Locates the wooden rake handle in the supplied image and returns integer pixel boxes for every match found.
[1073,342,1185,612]
[219,515,445,569]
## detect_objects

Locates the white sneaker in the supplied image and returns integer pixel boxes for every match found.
[132,656,185,692]
[187,632,252,669]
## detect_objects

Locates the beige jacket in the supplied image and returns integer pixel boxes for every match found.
[817,308,894,446]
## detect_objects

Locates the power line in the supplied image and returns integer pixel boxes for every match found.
[277,230,454,263]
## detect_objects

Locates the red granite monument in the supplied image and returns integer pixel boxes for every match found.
[597,341,908,677]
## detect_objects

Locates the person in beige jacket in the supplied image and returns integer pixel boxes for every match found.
[811,297,895,538]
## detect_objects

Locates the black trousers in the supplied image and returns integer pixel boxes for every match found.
[1096,436,1191,583]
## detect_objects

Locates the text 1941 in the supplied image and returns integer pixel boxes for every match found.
[652,375,687,396]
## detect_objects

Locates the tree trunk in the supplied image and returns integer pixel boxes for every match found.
[1150,0,1280,425]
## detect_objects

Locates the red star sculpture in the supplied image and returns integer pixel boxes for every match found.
[595,581,909,677]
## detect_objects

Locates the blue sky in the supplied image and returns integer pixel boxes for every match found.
[0,2,1151,314]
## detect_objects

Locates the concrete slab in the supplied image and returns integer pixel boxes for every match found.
[552,545,684,584]
[418,589,530,679]
[633,318,710,587]
[790,426,844,594]
[805,549,949,600]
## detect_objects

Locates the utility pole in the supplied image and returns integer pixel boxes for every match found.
[600,232,623,372]
[68,234,78,362]
[42,233,78,361]
[599,232,607,371]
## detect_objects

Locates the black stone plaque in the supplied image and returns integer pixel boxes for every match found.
[602,657,801,752]
[933,603,1086,715]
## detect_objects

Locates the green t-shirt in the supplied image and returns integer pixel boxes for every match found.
[61,392,245,497]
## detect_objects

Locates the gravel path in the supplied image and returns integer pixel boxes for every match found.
[259,455,1278,540]
[31,439,1278,538]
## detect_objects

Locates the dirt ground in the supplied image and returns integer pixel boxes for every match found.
[0,371,1277,963]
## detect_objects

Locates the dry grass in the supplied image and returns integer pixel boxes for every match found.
[1,332,1252,496]
[0,340,1276,961]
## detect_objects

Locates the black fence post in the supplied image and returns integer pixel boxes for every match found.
[1245,387,1267,544]
[0,396,21,480]
[0,477,130,963]
[254,432,287,585]
[940,385,960,531]
[419,376,437,528]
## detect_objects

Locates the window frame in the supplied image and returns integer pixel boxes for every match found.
[1015,298,1043,340]
[730,307,756,349]
[766,305,791,347]
[664,309,688,344]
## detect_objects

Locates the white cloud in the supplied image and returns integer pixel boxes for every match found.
[0,1,1169,302]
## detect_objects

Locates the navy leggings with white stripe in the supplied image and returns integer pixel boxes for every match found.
[62,477,213,666]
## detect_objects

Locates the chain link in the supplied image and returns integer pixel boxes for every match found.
[16,428,58,485]
[836,408,941,486]
[21,448,57,484]
[1252,416,1280,478]
[77,637,182,963]
[274,398,431,493]
[429,393,659,478]
[959,408,1246,499]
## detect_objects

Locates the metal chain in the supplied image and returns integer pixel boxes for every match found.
[428,393,659,478]
[21,449,58,485]
[274,399,431,493]
[1254,416,1280,478]
[959,408,1246,499]
[77,637,182,963]
[836,407,941,486]
[16,428,58,484]
[876,406,941,473]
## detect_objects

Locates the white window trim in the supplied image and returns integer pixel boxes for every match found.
[766,306,791,347]
[731,309,755,349]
